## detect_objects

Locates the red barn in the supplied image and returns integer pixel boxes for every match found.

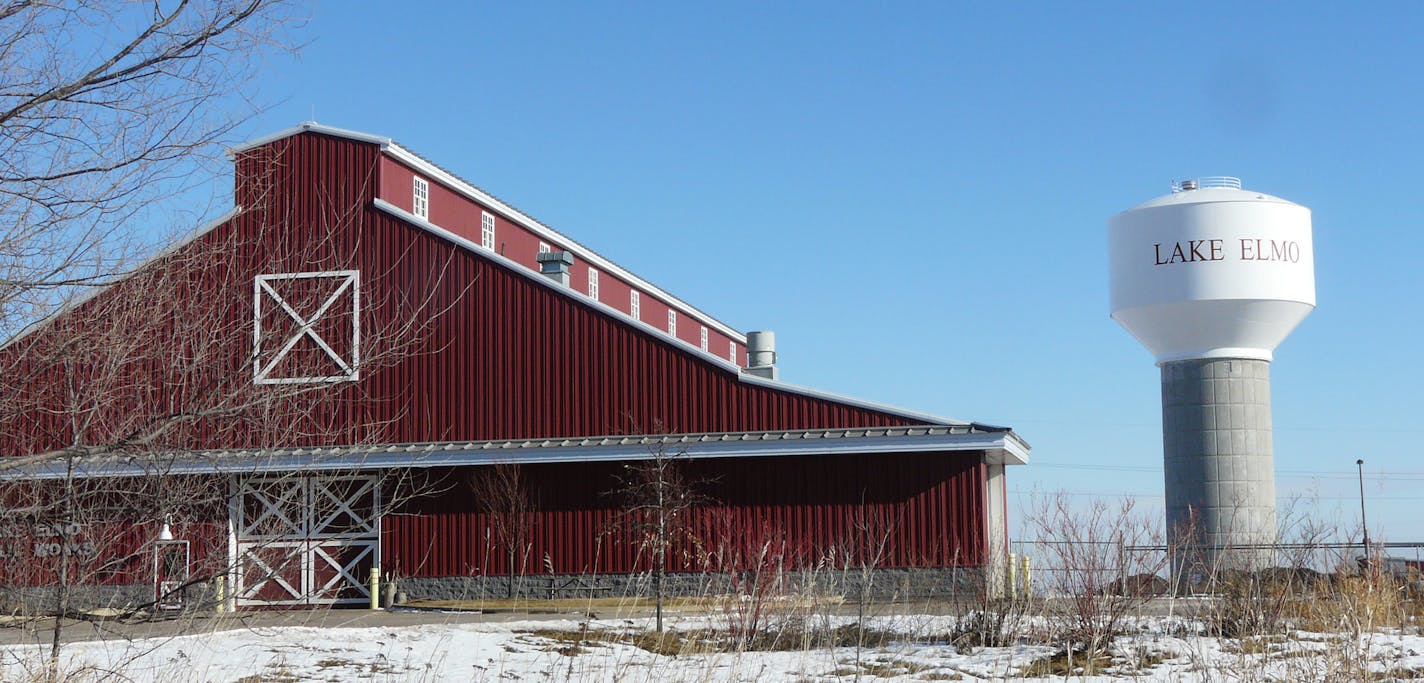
[0,123,1028,609]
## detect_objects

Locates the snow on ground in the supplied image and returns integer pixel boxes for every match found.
[5,613,1424,682]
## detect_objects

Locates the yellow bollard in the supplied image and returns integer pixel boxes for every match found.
[1020,555,1032,595]
[214,575,226,613]
[369,567,381,610]
[1006,553,1018,599]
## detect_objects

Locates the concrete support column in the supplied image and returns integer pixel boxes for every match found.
[1160,358,1276,573]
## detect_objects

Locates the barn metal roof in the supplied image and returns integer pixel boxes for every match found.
[0,424,1028,480]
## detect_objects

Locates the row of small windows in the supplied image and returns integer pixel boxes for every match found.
[571,262,729,360]
[412,174,740,365]
[588,267,740,365]
[415,176,498,253]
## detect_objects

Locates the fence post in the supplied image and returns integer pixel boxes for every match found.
[369,567,381,610]
[1118,535,1127,595]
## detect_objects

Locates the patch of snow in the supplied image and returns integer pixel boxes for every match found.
[4,614,1424,682]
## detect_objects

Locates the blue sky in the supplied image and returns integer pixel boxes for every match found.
[227,3,1424,544]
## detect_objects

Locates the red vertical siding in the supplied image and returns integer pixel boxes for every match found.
[335,196,924,444]
[383,453,987,577]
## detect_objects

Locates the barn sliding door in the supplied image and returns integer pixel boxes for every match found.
[232,475,380,607]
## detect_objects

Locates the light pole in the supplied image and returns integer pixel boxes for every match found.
[1357,458,1370,561]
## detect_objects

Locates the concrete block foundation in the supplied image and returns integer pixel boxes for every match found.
[396,566,987,604]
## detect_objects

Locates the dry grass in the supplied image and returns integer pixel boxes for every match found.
[1019,648,1118,677]
[408,594,840,621]
[406,596,736,613]
[1378,665,1424,680]
[1220,634,1288,655]
[1017,641,1169,678]
[1296,573,1406,634]
[832,655,932,677]
[523,620,922,657]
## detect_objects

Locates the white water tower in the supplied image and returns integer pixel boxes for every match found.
[1108,177,1315,570]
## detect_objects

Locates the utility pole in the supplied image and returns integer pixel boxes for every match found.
[1357,458,1370,565]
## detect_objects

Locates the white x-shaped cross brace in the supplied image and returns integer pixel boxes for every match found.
[239,545,305,600]
[311,479,376,537]
[313,542,375,598]
[239,482,304,537]
[253,270,360,384]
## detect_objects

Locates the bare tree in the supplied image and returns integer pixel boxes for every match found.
[469,463,537,598]
[613,437,703,632]
[0,136,462,668]
[1028,492,1171,671]
[0,0,302,341]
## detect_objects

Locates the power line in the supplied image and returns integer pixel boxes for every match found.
[1001,418,1424,435]
[1008,489,1424,502]
[1026,462,1424,481]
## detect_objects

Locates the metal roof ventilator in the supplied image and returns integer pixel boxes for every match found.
[744,330,778,379]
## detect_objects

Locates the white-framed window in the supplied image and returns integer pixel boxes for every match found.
[481,211,495,251]
[630,290,640,320]
[667,310,677,336]
[412,177,429,220]
[728,342,737,364]
[588,268,600,301]
[700,326,708,351]
[538,241,551,254]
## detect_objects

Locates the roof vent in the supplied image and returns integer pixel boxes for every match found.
[537,250,574,287]
[743,330,778,380]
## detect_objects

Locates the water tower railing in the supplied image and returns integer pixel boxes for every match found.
[1171,176,1242,192]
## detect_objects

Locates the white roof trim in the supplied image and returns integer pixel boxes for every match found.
[2,428,1023,479]
[985,432,1031,466]
[225,121,391,158]
[227,122,743,343]
[0,206,243,352]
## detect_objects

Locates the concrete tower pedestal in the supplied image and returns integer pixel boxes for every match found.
[1161,358,1277,572]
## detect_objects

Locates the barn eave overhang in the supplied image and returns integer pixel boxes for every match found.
[0,425,1029,480]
